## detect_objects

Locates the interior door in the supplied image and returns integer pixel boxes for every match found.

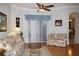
[75,14,79,44]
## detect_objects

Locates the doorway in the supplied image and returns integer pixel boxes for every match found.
[69,13,76,44]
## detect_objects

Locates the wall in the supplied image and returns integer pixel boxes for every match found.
[0,4,11,39]
[75,14,79,44]
[11,6,23,32]
[47,8,69,34]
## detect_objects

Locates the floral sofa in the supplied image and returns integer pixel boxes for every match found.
[0,33,26,56]
[47,33,67,47]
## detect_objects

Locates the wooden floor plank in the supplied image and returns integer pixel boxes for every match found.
[25,43,79,56]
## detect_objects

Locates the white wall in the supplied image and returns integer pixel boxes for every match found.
[0,4,11,39]
[11,6,23,32]
[47,8,69,34]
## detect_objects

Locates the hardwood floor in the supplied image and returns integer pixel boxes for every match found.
[26,43,79,56]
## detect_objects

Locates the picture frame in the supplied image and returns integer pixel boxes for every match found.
[0,12,7,32]
[16,17,20,27]
[55,20,62,26]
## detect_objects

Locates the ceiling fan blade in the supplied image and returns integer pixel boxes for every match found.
[45,5,54,8]
[37,3,41,7]
[43,8,51,11]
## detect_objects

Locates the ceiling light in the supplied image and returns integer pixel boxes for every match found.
[37,9,44,12]
[40,9,44,11]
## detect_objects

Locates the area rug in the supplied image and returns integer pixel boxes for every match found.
[23,47,51,56]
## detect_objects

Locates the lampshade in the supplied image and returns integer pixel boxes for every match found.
[8,32,16,36]
[1,27,6,30]
[14,28,21,33]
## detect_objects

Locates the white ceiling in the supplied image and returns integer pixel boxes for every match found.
[9,3,79,9]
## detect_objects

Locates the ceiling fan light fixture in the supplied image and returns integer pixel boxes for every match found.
[37,9,44,12]
[39,9,44,11]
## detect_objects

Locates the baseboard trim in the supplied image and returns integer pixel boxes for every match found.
[25,41,47,43]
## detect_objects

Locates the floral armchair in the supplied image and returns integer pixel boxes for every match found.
[0,33,26,56]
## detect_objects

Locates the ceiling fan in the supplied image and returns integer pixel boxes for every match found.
[36,3,54,12]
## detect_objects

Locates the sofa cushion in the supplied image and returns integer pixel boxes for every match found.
[48,33,67,40]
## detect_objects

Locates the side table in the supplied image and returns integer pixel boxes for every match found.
[0,48,6,56]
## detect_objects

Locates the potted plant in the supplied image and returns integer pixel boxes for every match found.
[20,31,23,39]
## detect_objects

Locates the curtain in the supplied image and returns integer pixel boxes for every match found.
[25,15,51,43]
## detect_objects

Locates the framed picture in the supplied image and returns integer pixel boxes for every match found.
[0,12,7,32]
[55,20,62,26]
[16,17,20,27]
